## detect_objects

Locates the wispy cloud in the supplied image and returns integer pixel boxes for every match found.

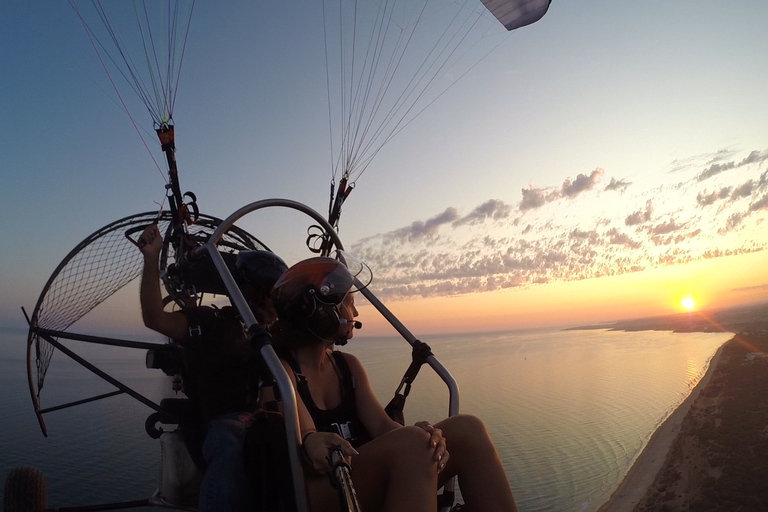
[696,149,768,182]
[732,283,768,293]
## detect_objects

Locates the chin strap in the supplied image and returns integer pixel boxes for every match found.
[304,326,350,347]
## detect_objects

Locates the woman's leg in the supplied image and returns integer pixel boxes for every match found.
[436,414,517,512]
[306,425,439,512]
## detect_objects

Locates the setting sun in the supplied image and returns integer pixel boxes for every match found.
[681,296,696,311]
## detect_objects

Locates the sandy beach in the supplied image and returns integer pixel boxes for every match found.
[596,346,724,511]
[596,324,768,512]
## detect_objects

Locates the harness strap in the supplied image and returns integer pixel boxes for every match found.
[384,340,433,425]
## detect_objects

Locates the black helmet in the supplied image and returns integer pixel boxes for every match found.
[235,250,288,293]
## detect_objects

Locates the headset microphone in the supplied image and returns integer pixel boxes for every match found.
[339,319,363,329]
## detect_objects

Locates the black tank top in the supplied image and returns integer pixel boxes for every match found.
[287,351,372,448]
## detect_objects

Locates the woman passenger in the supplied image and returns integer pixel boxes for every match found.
[269,256,518,512]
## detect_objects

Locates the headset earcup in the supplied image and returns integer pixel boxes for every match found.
[307,302,340,337]
[281,288,312,327]
[281,286,341,338]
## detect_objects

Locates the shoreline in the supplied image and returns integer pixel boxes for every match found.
[595,341,727,512]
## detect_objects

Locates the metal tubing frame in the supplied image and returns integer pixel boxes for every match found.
[33,328,167,351]
[357,287,460,416]
[34,332,166,417]
[358,286,460,509]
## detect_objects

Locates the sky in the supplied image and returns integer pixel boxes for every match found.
[2,1,767,336]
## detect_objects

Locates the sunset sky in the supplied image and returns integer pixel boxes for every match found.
[1,1,767,335]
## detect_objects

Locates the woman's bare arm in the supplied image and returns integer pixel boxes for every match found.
[341,352,402,438]
[279,359,357,474]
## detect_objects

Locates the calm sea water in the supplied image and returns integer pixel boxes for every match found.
[0,327,731,511]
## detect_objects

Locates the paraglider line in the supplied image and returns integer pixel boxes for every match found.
[69,1,169,188]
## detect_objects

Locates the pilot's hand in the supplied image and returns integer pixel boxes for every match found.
[138,223,163,257]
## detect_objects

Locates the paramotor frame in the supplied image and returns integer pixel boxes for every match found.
[24,209,267,437]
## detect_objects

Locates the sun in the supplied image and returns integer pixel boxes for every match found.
[681,296,696,311]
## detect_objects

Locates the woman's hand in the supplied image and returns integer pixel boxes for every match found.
[302,431,359,474]
[415,421,449,472]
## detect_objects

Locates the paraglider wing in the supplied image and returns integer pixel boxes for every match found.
[481,0,551,31]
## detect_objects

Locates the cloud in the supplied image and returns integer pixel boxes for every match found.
[605,177,631,192]
[696,187,731,206]
[670,149,738,174]
[520,169,606,211]
[696,149,768,182]
[721,212,746,233]
[387,207,459,241]
[729,181,754,201]
[742,149,768,165]
[697,161,736,181]
[519,187,553,211]
[731,283,768,293]
[569,228,599,241]
[750,193,768,212]
[606,228,642,249]
[561,168,604,197]
[349,147,768,301]
[707,148,741,165]
[625,200,653,226]
[453,199,513,226]
[715,191,768,235]
[650,219,684,236]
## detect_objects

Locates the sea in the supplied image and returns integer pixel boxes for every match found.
[0,327,732,511]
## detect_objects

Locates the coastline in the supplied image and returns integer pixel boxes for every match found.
[596,342,726,512]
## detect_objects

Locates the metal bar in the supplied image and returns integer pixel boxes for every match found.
[38,390,124,414]
[357,285,461,512]
[36,332,164,414]
[193,198,345,512]
[358,287,460,415]
[33,327,166,351]
[203,242,310,510]
[195,198,343,252]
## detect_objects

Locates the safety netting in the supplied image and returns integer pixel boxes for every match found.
[27,211,265,398]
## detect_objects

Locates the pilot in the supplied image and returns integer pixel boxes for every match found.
[137,223,287,512]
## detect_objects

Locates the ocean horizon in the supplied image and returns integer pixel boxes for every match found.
[0,327,732,511]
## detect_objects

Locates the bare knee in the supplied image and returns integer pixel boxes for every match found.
[392,425,433,454]
[448,414,487,432]
[356,426,436,482]
[439,414,495,452]
[363,426,433,461]
[440,414,489,438]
